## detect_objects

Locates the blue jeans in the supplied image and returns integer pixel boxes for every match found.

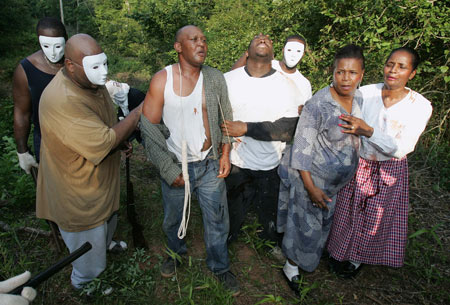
[161,156,230,274]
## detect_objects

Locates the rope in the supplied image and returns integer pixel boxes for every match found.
[177,63,192,240]
[176,66,232,239]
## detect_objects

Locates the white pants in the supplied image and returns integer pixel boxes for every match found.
[59,214,117,288]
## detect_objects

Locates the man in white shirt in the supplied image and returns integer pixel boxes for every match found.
[222,34,303,246]
[232,34,312,111]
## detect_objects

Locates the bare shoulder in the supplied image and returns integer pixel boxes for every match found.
[27,50,45,66]
[143,68,168,122]
[150,68,168,89]
[13,61,28,87]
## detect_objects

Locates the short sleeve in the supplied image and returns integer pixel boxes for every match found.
[290,100,321,171]
[60,99,116,165]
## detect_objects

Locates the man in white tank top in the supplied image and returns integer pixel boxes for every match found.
[141,25,239,296]
[222,34,303,251]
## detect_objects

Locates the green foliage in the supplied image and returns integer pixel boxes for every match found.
[241,218,276,253]
[0,100,35,210]
[81,248,156,301]
[0,135,35,209]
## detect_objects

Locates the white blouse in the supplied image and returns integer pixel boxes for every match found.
[360,83,432,161]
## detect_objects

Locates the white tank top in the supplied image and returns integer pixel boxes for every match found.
[163,65,210,162]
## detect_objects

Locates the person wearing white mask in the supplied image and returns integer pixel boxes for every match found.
[13,17,67,172]
[272,35,312,111]
[232,34,312,112]
[36,34,142,292]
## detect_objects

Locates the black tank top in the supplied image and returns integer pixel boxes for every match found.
[20,58,55,135]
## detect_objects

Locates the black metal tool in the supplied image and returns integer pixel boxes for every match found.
[126,156,147,249]
[9,242,92,295]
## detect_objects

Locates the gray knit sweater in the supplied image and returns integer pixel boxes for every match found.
[140,65,233,185]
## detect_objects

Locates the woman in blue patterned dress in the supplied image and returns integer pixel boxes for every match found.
[277,45,365,294]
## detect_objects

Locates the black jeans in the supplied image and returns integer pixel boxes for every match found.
[225,165,282,246]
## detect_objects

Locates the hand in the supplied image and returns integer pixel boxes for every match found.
[298,105,304,115]
[17,152,38,174]
[217,154,231,178]
[121,141,133,157]
[171,174,185,188]
[305,185,331,210]
[339,114,374,137]
[0,271,37,305]
[221,120,247,137]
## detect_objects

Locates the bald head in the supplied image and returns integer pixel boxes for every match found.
[64,34,108,89]
[65,34,102,63]
[175,25,201,42]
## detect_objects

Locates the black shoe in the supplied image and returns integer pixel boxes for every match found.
[329,256,361,279]
[282,270,301,295]
[217,271,240,296]
[160,257,181,278]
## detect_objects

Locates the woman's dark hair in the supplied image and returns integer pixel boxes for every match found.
[386,47,420,70]
[36,17,67,40]
[333,44,365,70]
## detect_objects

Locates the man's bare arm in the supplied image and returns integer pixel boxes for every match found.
[13,64,32,153]
[230,51,248,70]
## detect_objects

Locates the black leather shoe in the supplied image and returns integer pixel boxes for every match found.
[329,256,362,279]
[282,270,301,295]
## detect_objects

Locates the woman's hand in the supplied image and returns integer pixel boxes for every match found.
[300,170,331,210]
[305,185,331,210]
[339,114,374,137]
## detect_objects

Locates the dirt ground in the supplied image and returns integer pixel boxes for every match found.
[121,146,450,305]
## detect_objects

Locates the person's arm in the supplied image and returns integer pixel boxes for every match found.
[221,117,298,142]
[300,170,331,210]
[13,64,32,154]
[340,99,432,158]
[217,143,231,178]
[13,64,39,174]
[142,70,183,187]
[230,51,248,70]
[111,103,142,149]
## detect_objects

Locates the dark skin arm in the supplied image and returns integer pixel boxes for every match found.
[143,70,185,188]
[13,64,32,153]
[111,102,142,150]
[231,51,248,70]
[300,170,331,210]
[221,117,299,142]
[217,143,231,178]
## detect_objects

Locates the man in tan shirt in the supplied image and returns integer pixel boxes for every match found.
[36,33,142,290]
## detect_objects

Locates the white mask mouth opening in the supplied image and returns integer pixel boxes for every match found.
[82,53,108,86]
[39,36,65,63]
[283,41,305,68]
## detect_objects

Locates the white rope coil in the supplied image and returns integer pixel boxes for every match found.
[177,63,192,239]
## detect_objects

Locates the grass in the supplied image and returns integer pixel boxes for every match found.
[1,131,449,305]
[0,52,449,304]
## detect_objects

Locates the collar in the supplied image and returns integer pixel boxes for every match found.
[244,66,276,78]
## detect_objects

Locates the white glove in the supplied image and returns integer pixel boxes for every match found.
[17,152,38,174]
[105,80,130,116]
[0,271,37,305]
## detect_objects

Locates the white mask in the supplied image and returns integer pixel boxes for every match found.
[283,41,305,68]
[39,36,65,63]
[82,53,108,86]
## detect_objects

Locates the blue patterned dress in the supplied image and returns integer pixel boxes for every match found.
[277,86,362,272]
